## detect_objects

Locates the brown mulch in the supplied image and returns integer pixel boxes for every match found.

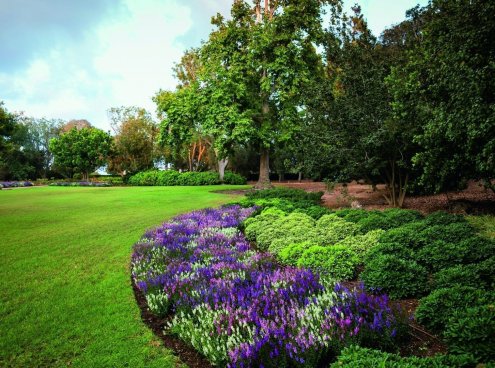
[269,180,495,214]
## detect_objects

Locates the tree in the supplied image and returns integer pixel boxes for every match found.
[49,127,112,180]
[197,0,333,188]
[389,0,495,193]
[107,106,159,176]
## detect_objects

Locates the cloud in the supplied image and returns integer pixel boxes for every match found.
[0,0,193,130]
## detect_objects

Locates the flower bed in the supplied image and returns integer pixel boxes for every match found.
[131,205,404,367]
[0,181,33,189]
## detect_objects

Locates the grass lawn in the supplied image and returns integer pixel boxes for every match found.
[0,185,248,368]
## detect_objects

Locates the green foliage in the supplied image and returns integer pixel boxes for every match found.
[330,345,477,368]
[424,211,467,226]
[378,222,427,250]
[49,127,112,179]
[222,171,246,185]
[335,230,385,258]
[433,257,495,290]
[418,222,474,243]
[278,241,315,266]
[297,245,359,281]
[415,286,491,334]
[127,169,242,186]
[360,255,430,299]
[294,205,333,219]
[316,214,361,245]
[246,188,323,203]
[443,304,495,362]
[243,207,286,242]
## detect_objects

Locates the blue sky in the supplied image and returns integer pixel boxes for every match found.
[0,0,428,131]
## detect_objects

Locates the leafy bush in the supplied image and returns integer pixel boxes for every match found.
[316,214,361,245]
[361,255,430,299]
[444,304,495,362]
[418,222,474,244]
[222,170,247,185]
[330,345,477,368]
[246,187,323,203]
[279,241,315,266]
[335,209,371,223]
[335,229,385,258]
[128,169,245,186]
[433,256,495,290]
[378,222,428,250]
[176,171,221,186]
[49,181,111,187]
[243,207,286,242]
[364,242,416,263]
[416,240,472,272]
[294,205,333,219]
[382,208,423,228]
[424,211,467,226]
[415,286,491,334]
[297,245,359,280]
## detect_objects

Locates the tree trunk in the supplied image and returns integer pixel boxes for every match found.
[83,171,89,181]
[298,171,302,182]
[255,148,272,189]
[218,158,229,181]
[278,172,284,182]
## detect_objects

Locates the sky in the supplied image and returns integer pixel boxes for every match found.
[0,0,428,131]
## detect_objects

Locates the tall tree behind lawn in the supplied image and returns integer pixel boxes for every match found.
[50,127,112,180]
[200,0,335,188]
[388,0,495,193]
[107,106,159,176]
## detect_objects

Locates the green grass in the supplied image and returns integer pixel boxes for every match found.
[0,185,248,368]
[468,215,495,239]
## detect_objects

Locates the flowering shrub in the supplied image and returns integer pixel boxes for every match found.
[0,181,33,188]
[131,205,404,367]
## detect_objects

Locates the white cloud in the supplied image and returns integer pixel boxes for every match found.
[0,0,193,131]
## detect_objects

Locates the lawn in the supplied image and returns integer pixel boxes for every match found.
[0,185,248,368]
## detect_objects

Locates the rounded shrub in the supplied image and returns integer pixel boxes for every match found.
[356,212,390,233]
[334,229,384,259]
[418,222,475,244]
[243,208,286,242]
[364,241,415,263]
[279,241,315,266]
[378,222,427,250]
[415,286,490,334]
[433,256,495,290]
[360,255,430,299]
[294,205,333,219]
[316,214,361,245]
[382,208,423,228]
[444,304,495,362]
[424,211,466,226]
[416,240,472,272]
[297,245,359,280]
[222,171,247,185]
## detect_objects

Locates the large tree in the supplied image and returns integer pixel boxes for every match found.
[197,0,333,188]
[107,106,159,176]
[388,0,495,193]
[49,127,112,180]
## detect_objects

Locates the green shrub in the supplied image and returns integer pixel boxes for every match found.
[294,205,333,219]
[246,187,323,203]
[444,304,495,362]
[316,214,361,245]
[424,211,467,226]
[433,256,495,290]
[222,171,247,185]
[416,240,472,272]
[279,241,315,266]
[297,245,359,280]
[378,222,428,250]
[177,171,220,186]
[364,242,416,263]
[335,229,385,259]
[128,170,161,185]
[258,212,315,252]
[156,170,180,185]
[243,208,286,242]
[383,208,423,227]
[357,212,390,233]
[336,209,371,223]
[361,255,430,299]
[330,345,477,368]
[418,222,474,244]
[415,286,491,334]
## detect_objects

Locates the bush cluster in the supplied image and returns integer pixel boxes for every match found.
[245,187,323,203]
[330,345,477,368]
[128,169,246,186]
[49,181,111,187]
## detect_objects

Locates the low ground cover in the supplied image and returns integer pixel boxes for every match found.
[0,185,247,367]
[234,188,495,365]
[128,170,246,186]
